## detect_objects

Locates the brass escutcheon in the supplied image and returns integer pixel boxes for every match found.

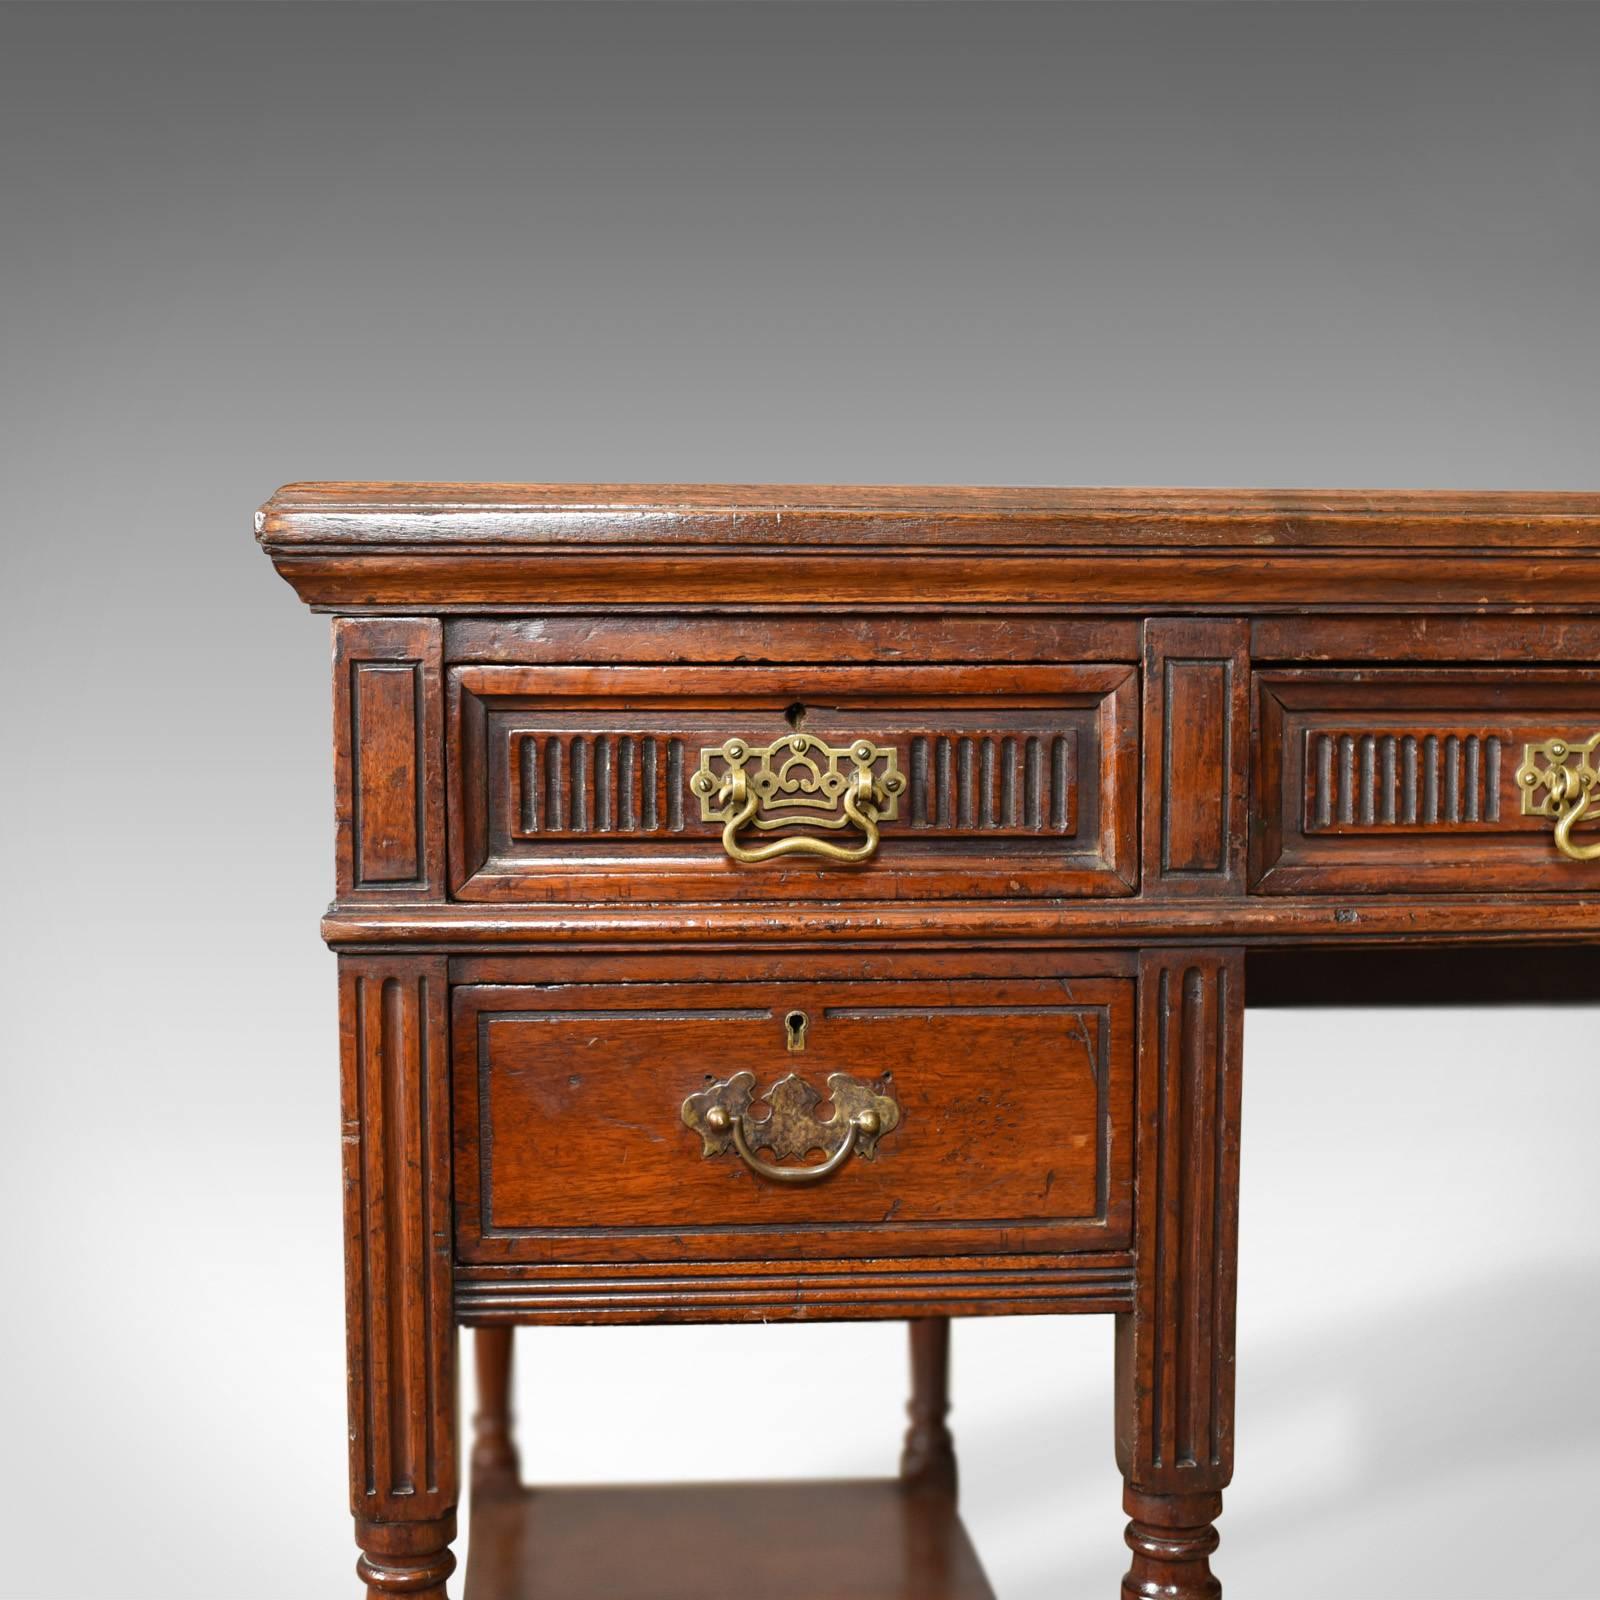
[1516,733,1600,862]
[682,1068,900,1185]
[689,734,905,864]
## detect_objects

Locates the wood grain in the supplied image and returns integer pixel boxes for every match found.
[453,973,1134,1274]
[334,618,445,899]
[260,481,1600,547]
[1251,612,1600,663]
[1115,951,1244,1600]
[1142,620,1249,895]
[258,484,1600,612]
[320,895,1600,948]
[453,1253,1135,1326]
[462,1479,994,1600]
[444,613,1141,665]
[264,547,1600,612]
[340,955,458,1596]
[447,662,1138,902]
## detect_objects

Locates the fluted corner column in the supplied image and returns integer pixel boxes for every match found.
[340,956,458,1597]
[1114,951,1243,1599]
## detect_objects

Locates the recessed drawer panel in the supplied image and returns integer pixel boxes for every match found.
[448,664,1137,900]
[1253,669,1600,892]
[453,974,1134,1267]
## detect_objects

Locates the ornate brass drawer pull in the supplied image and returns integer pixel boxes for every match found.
[1517,734,1600,861]
[690,735,905,864]
[682,1069,901,1185]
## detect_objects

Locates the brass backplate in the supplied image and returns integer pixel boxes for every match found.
[683,1070,900,1163]
[690,734,905,833]
[1517,733,1600,817]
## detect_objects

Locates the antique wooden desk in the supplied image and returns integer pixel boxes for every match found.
[258,484,1600,1599]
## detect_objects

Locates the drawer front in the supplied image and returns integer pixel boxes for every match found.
[448,663,1137,900]
[453,973,1134,1266]
[1254,669,1600,892]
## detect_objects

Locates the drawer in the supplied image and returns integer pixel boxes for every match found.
[1253,669,1600,892]
[452,972,1134,1267]
[447,663,1137,900]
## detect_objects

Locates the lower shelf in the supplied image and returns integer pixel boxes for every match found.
[463,1477,995,1600]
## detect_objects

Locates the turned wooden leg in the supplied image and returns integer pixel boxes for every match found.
[900,1317,957,1496]
[356,1516,458,1599]
[341,958,459,1597]
[1115,952,1243,1600]
[471,1327,522,1498]
[1122,1489,1221,1600]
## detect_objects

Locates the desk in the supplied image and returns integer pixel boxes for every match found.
[258,484,1600,1598]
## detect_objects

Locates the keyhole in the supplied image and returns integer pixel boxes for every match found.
[784,1010,809,1053]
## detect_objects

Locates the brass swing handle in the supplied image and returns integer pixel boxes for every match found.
[1551,779,1600,862]
[716,764,883,864]
[1518,735,1600,863]
[726,1107,870,1183]
[690,735,906,865]
[682,1070,901,1185]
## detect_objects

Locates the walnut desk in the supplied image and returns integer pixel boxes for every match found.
[257,484,1600,1599]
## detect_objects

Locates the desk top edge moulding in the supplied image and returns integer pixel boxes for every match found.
[257,482,1600,1600]
[257,481,1600,612]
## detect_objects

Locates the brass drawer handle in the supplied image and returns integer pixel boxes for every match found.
[682,1069,900,1185]
[1517,735,1600,862]
[690,735,905,864]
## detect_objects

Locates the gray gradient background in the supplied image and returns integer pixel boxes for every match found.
[2,3,1597,1597]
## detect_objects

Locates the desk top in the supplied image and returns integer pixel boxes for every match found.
[257,482,1600,612]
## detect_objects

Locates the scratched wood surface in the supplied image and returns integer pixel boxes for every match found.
[258,483,1600,611]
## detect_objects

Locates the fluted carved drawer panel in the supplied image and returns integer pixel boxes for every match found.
[452,971,1135,1277]
[1254,669,1600,892]
[508,728,1082,839]
[1302,730,1505,830]
[448,663,1138,900]
[507,732,689,838]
